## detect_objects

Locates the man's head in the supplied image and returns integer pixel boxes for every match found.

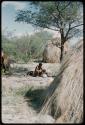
[39,63,42,67]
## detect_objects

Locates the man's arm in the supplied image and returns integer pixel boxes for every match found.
[35,65,38,71]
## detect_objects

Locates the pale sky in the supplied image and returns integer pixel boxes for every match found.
[1,1,36,37]
[1,1,83,45]
[2,1,60,37]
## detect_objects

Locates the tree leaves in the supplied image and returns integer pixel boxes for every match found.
[15,1,83,61]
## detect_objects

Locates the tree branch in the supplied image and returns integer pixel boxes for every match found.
[51,13,60,28]
[26,19,60,31]
[61,2,71,11]
[65,23,71,39]
[70,24,83,30]
[55,2,62,19]
[45,26,60,31]
[55,2,65,20]
[64,23,83,40]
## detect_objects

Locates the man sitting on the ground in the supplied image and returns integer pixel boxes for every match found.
[27,63,47,77]
[34,63,47,77]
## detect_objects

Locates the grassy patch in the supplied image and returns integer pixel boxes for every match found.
[1,69,13,76]
[15,86,33,96]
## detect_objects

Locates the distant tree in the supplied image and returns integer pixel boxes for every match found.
[15,1,83,61]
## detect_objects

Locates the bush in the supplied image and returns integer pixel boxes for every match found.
[2,31,52,62]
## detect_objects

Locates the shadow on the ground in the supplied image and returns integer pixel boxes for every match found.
[24,87,47,113]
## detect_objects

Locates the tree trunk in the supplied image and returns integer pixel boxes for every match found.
[60,43,64,62]
[60,29,65,62]
[60,27,67,62]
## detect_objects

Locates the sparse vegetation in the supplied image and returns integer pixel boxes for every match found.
[2,31,52,63]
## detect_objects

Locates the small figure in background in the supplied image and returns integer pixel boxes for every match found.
[1,48,10,73]
[34,63,47,77]
[27,63,47,77]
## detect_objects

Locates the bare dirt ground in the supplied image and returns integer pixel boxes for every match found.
[2,62,60,123]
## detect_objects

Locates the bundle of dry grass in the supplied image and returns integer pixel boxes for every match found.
[40,39,83,123]
[43,37,70,63]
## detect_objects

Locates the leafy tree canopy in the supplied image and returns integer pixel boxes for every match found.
[15,1,83,41]
[15,1,83,61]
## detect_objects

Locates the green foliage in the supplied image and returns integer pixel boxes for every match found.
[15,1,83,61]
[15,1,83,41]
[2,31,52,62]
